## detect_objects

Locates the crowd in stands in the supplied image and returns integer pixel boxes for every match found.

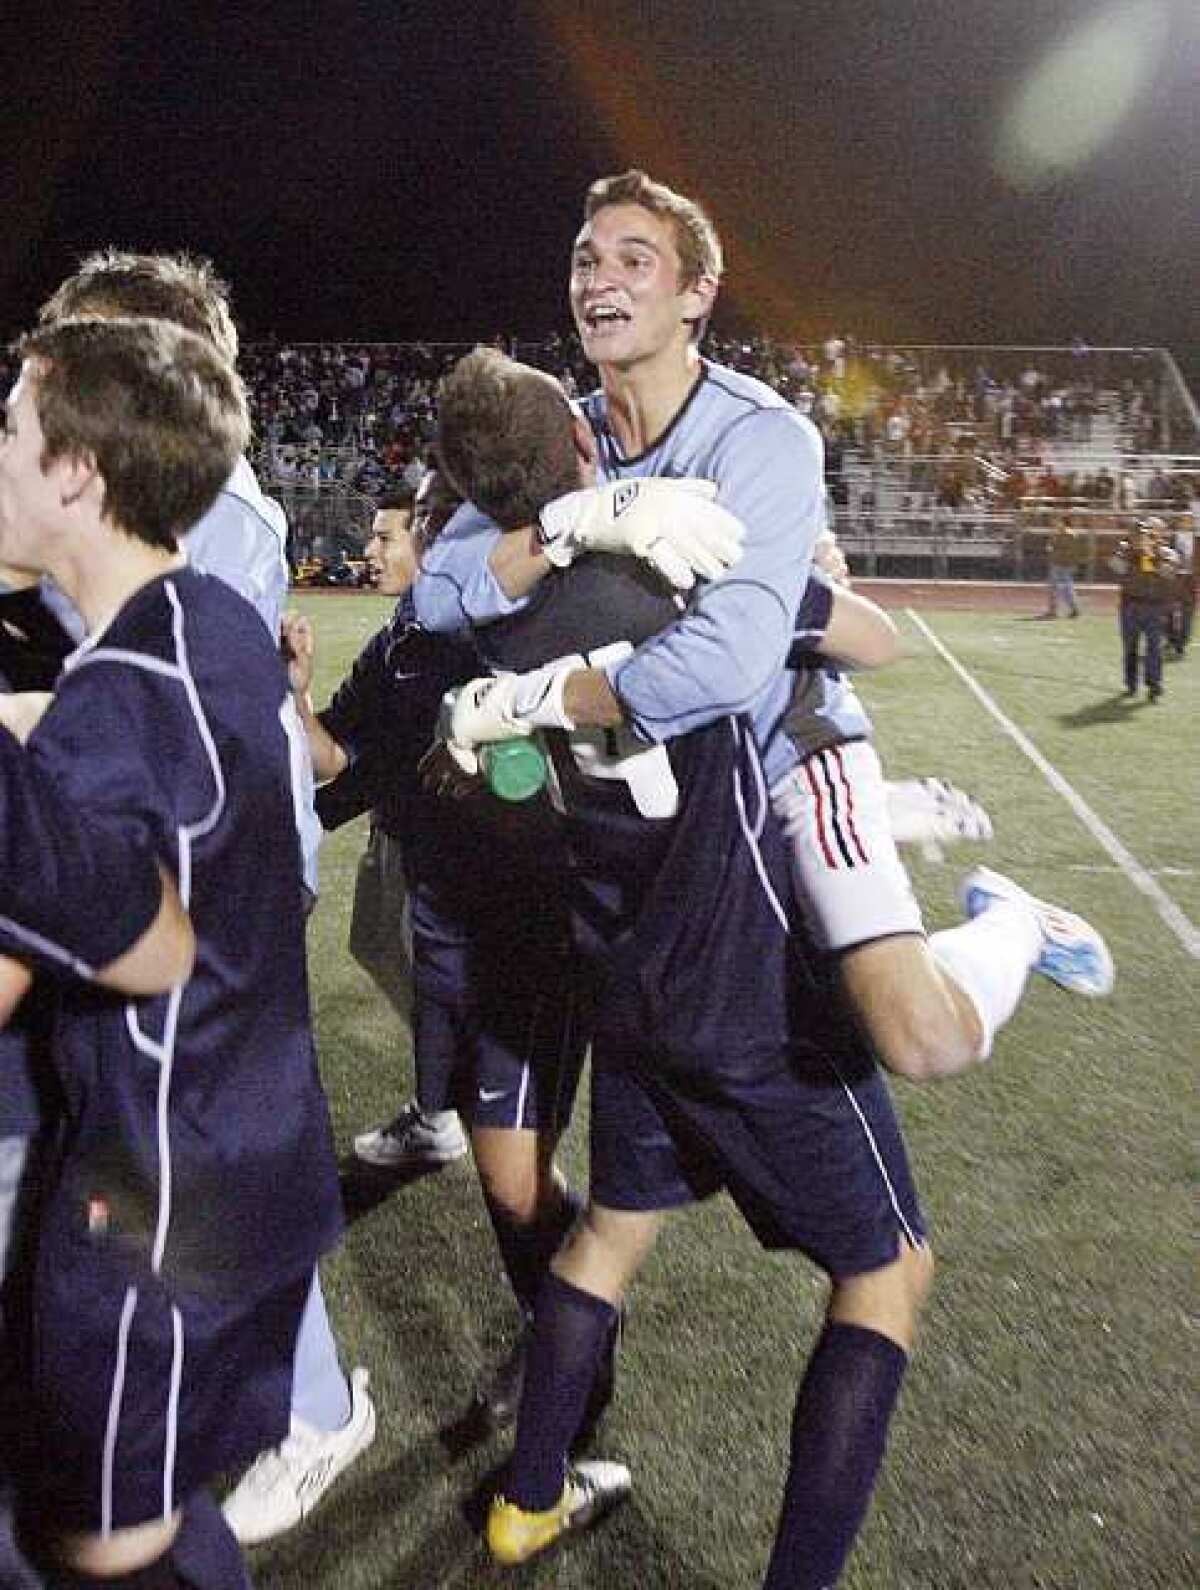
[1,336,1194,545]
[237,333,1194,515]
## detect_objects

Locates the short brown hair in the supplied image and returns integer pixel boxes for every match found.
[435,348,579,530]
[584,169,724,288]
[19,317,250,552]
[38,249,239,364]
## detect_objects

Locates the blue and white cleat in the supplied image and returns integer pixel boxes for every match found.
[960,866,1115,997]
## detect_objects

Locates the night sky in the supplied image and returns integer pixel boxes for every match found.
[2,1,1197,372]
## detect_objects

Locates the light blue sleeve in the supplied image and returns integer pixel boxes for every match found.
[605,409,824,754]
[184,467,290,635]
[184,464,322,895]
[412,502,534,633]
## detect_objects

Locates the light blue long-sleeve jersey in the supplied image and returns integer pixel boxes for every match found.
[185,456,322,896]
[414,360,825,785]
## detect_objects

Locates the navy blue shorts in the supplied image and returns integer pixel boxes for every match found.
[407,834,584,1135]
[589,1035,926,1278]
[555,715,926,1278]
[29,1217,308,1531]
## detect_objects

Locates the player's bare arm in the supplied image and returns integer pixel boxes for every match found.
[0,953,32,1024]
[818,587,901,671]
[92,862,195,994]
[562,667,623,727]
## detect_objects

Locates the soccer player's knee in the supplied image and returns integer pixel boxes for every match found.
[854,968,979,1082]
[579,1204,662,1273]
[844,944,958,1082]
[873,1013,977,1082]
[904,1239,936,1309]
[483,1173,542,1228]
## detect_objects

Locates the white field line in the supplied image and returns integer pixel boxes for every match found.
[907,609,1200,961]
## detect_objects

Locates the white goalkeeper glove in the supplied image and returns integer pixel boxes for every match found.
[445,654,586,776]
[885,778,994,847]
[536,478,744,590]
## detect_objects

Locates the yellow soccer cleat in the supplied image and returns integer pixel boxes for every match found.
[486,1459,632,1565]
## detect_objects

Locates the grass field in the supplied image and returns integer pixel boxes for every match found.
[253,590,1197,1590]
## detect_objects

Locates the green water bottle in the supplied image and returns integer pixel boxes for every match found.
[481,737,548,803]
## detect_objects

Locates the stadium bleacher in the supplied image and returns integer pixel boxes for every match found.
[4,338,1195,578]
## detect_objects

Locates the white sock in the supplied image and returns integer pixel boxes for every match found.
[930,900,1042,1060]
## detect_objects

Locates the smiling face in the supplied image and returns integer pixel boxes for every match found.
[569,202,716,374]
[364,506,419,596]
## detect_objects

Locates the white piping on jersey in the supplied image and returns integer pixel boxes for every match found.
[729,719,790,933]
[163,1303,184,1515]
[740,716,770,842]
[101,1285,139,1536]
[67,647,187,685]
[0,915,96,980]
[79,579,227,1530]
[76,580,226,1280]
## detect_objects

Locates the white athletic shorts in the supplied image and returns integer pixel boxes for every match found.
[771,740,924,952]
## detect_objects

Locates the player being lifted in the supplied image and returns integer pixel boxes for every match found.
[418,171,1113,1587]
[433,349,1101,1084]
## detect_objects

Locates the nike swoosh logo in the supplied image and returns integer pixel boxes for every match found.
[478,1087,508,1103]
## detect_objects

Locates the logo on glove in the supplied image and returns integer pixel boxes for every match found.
[611,482,640,518]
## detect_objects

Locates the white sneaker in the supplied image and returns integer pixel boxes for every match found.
[960,866,1115,997]
[222,1366,377,1545]
[353,1101,467,1169]
[886,778,994,846]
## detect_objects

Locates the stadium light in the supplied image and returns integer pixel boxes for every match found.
[994,1,1170,189]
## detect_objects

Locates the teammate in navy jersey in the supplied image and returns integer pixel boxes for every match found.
[418,174,934,1589]
[0,316,342,1590]
[0,563,197,1589]
[36,250,369,1550]
[436,331,1106,1095]
[0,711,196,1316]
[312,487,474,1167]
[0,683,194,1590]
[282,483,598,1437]
[429,316,1113,1093]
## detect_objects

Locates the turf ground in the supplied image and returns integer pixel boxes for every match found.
[254,586,1196,1590]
